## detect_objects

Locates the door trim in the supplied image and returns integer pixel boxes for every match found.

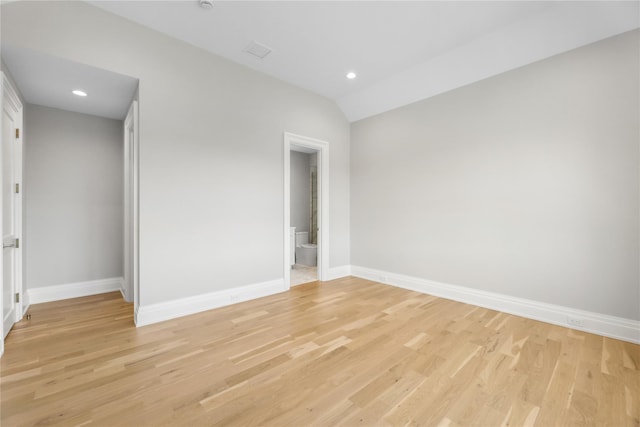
[1,72,24,353]
[124,100,140,324]
[283,132,329,289]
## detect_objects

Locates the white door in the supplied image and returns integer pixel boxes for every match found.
[2,75,23,339]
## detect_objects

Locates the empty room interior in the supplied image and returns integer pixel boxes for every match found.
[0,1,638,426]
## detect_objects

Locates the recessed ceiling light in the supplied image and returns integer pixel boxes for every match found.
[199,0,214,9]
[72,90,87,97]
[346,72,357,80]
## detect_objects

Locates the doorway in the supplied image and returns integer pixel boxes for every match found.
[283,132,329,289]
[1,73,24,347]
[0,48,140,354]
[290,149,318,286]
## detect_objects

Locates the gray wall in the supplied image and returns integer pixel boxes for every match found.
[24,104,123,288]
[290,151,310,233]
[351,30,640,320]
[1,1,350,305]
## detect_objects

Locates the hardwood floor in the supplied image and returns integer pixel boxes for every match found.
[1,277,638,426]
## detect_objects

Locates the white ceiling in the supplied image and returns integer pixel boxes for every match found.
[2,45,138,120]
[92,0,549,99]
[89,0,639,122]
[2,1,638,122]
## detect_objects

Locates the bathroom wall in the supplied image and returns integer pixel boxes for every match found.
[24,104,124,289]
[351,30,639,320]
[290,151,311,234]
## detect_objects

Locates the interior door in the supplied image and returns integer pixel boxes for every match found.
[2,78,22,339]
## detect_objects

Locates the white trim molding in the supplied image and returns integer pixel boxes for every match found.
[328,265,351,281]
[119,280,129,301]
[27,277,123,305]
[123,99,139,311]
[135,278,285,327]
[351,266,640,344]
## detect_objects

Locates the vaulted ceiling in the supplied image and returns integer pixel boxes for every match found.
[90,1,639,122]
[4,1,639,122]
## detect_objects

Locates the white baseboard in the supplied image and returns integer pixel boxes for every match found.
[351,266,640,344]
[28,277,123,305]
[119,281,132,302]
[21,290,30,316]
[327,265,352,280]
[135,278,285,327]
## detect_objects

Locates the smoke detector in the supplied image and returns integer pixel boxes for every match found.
[199,0,214,10]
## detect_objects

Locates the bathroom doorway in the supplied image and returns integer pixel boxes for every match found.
[290,149,317,285]
[283,132,329,289]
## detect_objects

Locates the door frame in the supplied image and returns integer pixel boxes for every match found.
[283,132,329,289]
[123,100,140,323]
[1,72,24,354]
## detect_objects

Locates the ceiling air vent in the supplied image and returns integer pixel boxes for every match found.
[243,41,272,59]
[199,0,214,9]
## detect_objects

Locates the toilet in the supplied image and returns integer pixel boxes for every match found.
[295,231,317,266]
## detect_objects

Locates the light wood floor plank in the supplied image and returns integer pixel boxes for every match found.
[1,277,638,426]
